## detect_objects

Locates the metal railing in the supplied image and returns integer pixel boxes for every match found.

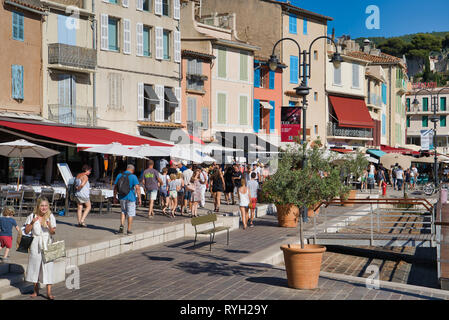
[48,104,95,126]
[327,122,373,139]
[367,93,382,107]
[48,43,96,70]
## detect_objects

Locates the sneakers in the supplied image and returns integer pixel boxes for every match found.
[117,225,124,234]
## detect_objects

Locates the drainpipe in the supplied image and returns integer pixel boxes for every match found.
[389,66,392,146]
[92,0,96,127]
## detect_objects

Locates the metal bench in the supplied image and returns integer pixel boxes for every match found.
[191,213,230,251]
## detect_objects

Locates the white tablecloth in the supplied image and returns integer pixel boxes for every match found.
[14,185,143,198]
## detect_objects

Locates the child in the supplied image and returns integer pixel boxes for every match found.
[168,173,180,218]
[0,207,20,262]
[159,167,169,215]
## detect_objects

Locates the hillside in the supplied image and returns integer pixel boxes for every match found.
[354,31,449,48]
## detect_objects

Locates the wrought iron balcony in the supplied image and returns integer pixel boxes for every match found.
[48,43,96,70]
[48,104,95,126]
[367,93,382,107]
[327,122,373,139]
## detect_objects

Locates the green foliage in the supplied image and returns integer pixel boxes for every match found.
[377,38,411,57]
[262,142,349,209]
[340,152,369,181]
[443,35,449,49]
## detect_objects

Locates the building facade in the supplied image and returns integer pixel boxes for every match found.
[0,0,44,116]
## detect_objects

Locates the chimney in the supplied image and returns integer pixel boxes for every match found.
[363,39,371,53]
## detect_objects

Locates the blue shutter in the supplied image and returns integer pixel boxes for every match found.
[269,70,275,89]
[290,56,298,84]
[269,101,275,133]
[382,84,387,104]
[12,12,24,41]
[289,14,297,34]
[11,65,24,100]
[382,113,386,135]
[58,15,77,45]
[253,99,260,133]
[11,65,18,99]
[254,67,260,88]
[303,18,308,35]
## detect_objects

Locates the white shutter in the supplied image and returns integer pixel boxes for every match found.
[174,30,181,63]
[102,0,108,3]
[174,87,181,123]
[136,0,143,11]
[123,19,131,54]
[173,0,180,20]
[155,85,164,122]
[100,14,109,51]
[136,23,143,56]
[155,27,163,60]
[155,0,162,15]
[137,82,144,120]
[122,0,129,8]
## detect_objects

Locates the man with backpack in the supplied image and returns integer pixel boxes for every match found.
[113,164,141,235]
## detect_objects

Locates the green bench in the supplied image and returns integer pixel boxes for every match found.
[191,213,230,251]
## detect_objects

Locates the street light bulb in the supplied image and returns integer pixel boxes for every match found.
[331,52,343,69]
[268,55,279,72]
[412,98,420,109]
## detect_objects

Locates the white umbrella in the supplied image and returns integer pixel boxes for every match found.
[0,139,60,190]
[170,144,215,163]
[131,144,172,158]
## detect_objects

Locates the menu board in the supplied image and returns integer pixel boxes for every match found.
[57,163,74,187]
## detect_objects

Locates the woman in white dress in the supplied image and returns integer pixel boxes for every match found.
[24,197,57,300]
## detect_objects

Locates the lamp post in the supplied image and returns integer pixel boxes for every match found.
[412,87,449,189]
[268,37,342,248]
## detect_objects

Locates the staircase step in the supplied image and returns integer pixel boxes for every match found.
[0,282,33,300]
[0,264,9,275]
[0,273,24,288]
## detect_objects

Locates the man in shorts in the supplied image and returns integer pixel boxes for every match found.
[141,160,162,218]
[114,164,141,235]
[247,172,259,227]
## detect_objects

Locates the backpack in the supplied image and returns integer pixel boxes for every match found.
[117,173,131,198]
[68,178,77,198]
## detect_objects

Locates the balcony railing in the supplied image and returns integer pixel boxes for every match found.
[396,78,407,90]
[48,104,95,126]
[48,43,96,70]
[327,122,373,139]
[367,93,382,107]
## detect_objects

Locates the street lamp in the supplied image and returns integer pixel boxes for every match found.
[412,87,449,189]
[268,36,342,246]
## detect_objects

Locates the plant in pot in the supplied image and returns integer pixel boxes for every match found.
[262,141,348,290]
[338,151,369,206]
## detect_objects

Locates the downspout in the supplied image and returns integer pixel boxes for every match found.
[389,66,392,146]
[92,0,96,126]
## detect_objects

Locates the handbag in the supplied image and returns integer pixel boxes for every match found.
[16,233,34,253]
[42,237,66,264]
[186,183,195,192]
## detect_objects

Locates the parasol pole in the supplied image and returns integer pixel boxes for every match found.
[110,155,115,187]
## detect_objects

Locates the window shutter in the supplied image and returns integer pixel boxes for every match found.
[253,99,260,133]
[155,27,163,60]
[269,101,275,133]
[289,14,297,34]
[18,12,24,40]
[303,18,308,35]
[100,14,109,50]
[217,93,226,124]
[174,87,181,123]
[290,56,298,84]
[202,108,209,129]
[136,0,143,11]
[173,0,180,20]
[334,65,341,85]
[187,98,193,122]
[155,0,162,15]
[254,68,260,88]
[239,96,247,125]
[352,64,359,88]
[196,59,202,75]
[155,85,164,122]
[123,19,131,54]
[122,0,129,8]
[137,82,144,120]
[174,31,181,63]
[239,52,248,81]
[218,48,226,78]
[136,23,143,56]
[269,70,275,89]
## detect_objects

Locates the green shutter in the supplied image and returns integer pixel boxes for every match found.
[239,52,248,81]
[218,48,226,78]
[407,116,410,128]
[423,98,428,111]
[441,97,447,111]
[441,116,446,127]
[422,116,428,127]
[217,93,226,124]
[239,96,248,125]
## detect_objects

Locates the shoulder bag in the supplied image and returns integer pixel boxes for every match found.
[42,236,66,264]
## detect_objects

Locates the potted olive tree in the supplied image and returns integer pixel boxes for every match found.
[262,142,349,289]
[338,152,369,206]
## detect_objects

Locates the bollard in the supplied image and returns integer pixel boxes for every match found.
[441,188,448,204]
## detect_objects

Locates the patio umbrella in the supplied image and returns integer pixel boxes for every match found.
[170,144,215,163]
[0,139,60,190]
[131,144,172,158]
[380,153,412,169]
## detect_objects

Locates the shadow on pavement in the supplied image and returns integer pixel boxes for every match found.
[245,276,288,288]
[56,220,118,234]
[174,261,262,277]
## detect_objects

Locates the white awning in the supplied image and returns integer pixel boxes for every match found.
[260,101,273,110]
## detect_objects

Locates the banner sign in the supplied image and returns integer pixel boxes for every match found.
[281,107,301,143]
[421,129,434,151]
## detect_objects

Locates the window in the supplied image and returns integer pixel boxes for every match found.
[187,58,204,91]
[352,64,360,88]
[239,96,248,125]
[422,116,428,127]
[143,0,151,11]
[12,11,24,41]
[406,98,410,112]
[289,14,297,34]
[423,97,429,111]
[334,65,341,85]
[109,0,117,4]
[407,116,410,128]
[382,84,387,104]
[108,17,119,51]
[162,0,169,16]
[303,18,308,35]
[163,29,170,59]
[441,97,447,111]
[290,56,298,84]
[382,113,386,135]
[217,93,226,124]
[11,65,24,100]
[217,48,226,78]
[314,125,318,134]
[201,108,209,129]
[313,50,318,60]
[143,26,151,56]
[240,52,248,81]
[441,116,447,127]
[108,73,122,110]
[314,92,318,101]
[187,97,197,122]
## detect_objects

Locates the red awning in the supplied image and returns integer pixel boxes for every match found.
[381,145,420,155]
[329,95,374,128]
[189,135,205,145]
[0,120,172,148]
[331,148,353,154]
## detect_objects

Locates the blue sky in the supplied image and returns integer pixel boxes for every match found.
[286,0,449,39]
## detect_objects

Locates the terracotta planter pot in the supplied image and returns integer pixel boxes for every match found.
[307,206,320,218]
[281,244,326,290]
[276,204,300,228]
[341,189,358,207]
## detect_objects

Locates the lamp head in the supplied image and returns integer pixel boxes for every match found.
[268,55,279,72]
[294,81,311,97]
[412,98,420,109]
[430,114,439,123]
[330,52,343,68]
